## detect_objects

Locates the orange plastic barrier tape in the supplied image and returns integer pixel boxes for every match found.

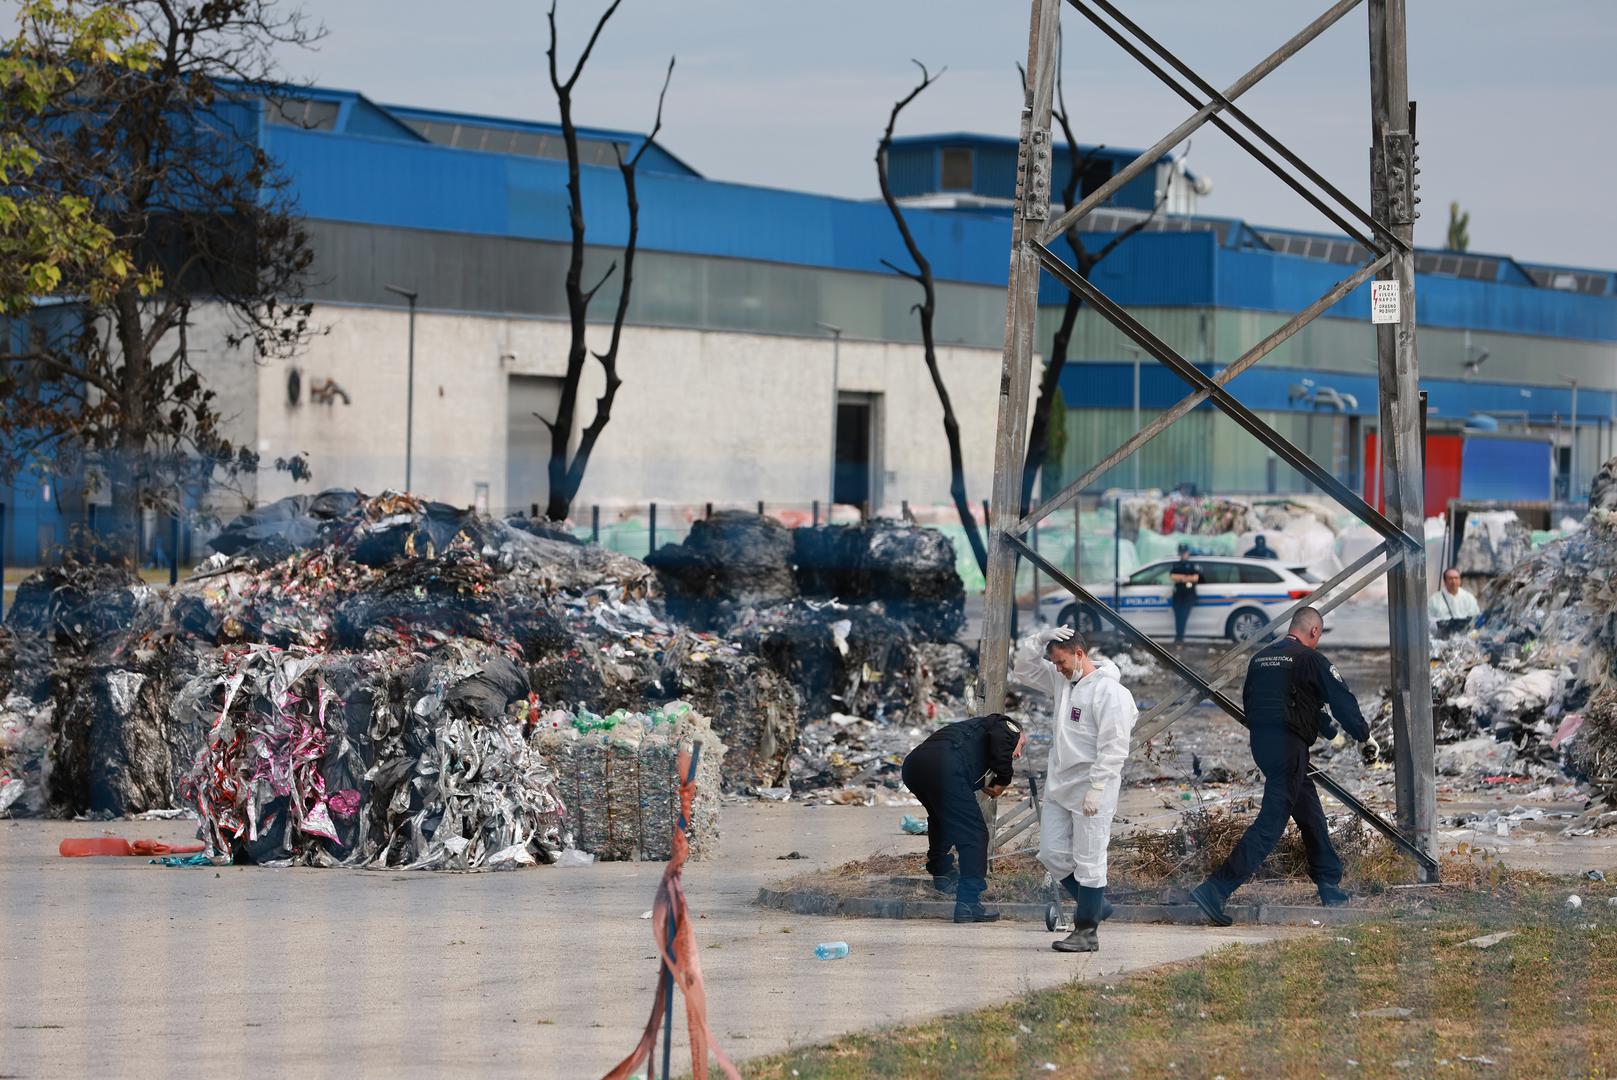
[602,746,741,1080]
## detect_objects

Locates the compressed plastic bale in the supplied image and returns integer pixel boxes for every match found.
[1135,528,1183,564]
[1281,519,1341,578]
[538,709,724,861]
[647,511,798,625]
[658,640,798,790]
[1457,511,1533,576]
[792,522,965,641]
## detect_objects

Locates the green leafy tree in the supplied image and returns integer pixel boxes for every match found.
[0,0,322,559]
[0,2,152,313]
[1446,201,1470,252]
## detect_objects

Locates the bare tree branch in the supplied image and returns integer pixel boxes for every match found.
[875,60,988,575]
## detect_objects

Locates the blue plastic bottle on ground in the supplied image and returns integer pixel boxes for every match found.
[814,941,850,960]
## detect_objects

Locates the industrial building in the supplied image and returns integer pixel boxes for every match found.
[3,83,1614,560]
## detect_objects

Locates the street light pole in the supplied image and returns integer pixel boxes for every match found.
[385,284,419,493]
[1124,346,1142,492]
[1561,376,1579,501]
[816,321,843,516]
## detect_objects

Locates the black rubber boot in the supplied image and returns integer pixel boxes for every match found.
[1053,885,1105,953]
[1190,881,1233,927]
[1318,884,1351,907]
[954,901,1002,923]
[954,877,999,923]
[932,872,959,896]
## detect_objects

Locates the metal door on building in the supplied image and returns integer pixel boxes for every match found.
[506,374,564,515]
[833,391,881,512]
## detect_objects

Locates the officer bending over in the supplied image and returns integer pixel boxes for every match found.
[900,713,1024,924]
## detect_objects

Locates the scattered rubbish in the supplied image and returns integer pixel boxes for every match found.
[1360,1007,1413,1020]
[1459,931,1516,950]
[776,851,803,860]
[554,849,596,868]
[813,941,850,961]
[1567,894,1584,910]
[1586,869,1606,882]
[755,787,792,802]
[149,853,213,867]
[640,910,653,920]
[1457,1055,1499,1067]
[900,814,928,835]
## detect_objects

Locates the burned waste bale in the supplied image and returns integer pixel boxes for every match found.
[646,510,798,624]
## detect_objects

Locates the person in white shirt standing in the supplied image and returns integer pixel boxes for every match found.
[1428,567,1481,639]
[1013,625,1138,953]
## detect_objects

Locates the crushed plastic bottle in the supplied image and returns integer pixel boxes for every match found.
[900,815,928,835]
[814,941,850,961]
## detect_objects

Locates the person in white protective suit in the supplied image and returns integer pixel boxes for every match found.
[1013,624,1138,953]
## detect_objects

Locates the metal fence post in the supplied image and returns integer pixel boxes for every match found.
[649,502,657,555]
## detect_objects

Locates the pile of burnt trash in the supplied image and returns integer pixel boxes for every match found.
[0,495,977,843]
[647,511,976,799]
[1363,504,1617,814]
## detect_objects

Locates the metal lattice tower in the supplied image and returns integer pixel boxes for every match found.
[981,0,1438,877]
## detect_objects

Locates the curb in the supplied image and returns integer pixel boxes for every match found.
[756,887,1374,927]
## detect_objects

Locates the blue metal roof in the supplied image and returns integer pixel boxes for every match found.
[247,85,1617,344]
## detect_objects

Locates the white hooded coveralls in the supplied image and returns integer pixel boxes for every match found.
[1013,634,1138,887]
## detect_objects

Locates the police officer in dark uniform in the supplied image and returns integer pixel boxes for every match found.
[1169,543,1201,648]
[900,713,1025,923]
[1189,606,1374,925]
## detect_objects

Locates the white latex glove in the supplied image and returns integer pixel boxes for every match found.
[1038,625,1075,645]
[1082,788,1104,816]
[1366,736,1383,759]
[1329,731,1348,750]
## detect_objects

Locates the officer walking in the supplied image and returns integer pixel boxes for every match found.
[1190,606,1374,925]
[900,713,1025,923]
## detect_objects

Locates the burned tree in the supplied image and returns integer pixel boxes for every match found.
[0,0,321,559]
[541,0,674,522]
[876,61,989,576]
[1018,51,1171,515]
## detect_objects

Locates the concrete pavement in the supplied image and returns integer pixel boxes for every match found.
[0,804,1291,1079]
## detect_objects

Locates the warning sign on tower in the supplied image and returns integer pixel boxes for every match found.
[1371,280,1401,324]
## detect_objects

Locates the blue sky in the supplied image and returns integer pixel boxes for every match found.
[13,1,1615,267]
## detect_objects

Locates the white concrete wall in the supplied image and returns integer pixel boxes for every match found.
[224,304,1017,518]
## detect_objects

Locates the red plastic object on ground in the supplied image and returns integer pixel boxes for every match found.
[58,837,207,857]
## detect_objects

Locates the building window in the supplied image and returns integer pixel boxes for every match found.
[940,147,973,191]
[265,97,340,131]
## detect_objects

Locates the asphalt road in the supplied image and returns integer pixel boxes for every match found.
[0,804,1289,1079]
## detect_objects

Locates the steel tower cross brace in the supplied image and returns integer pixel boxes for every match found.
[980,0,1438,877]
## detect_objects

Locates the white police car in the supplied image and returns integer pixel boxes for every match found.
[1039,556,1330,643]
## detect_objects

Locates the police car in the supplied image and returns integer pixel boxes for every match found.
[1039,556,1331,643]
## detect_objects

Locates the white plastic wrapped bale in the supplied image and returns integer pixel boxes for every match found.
[1457,512,1533,576]
[1334,525,1387,600]
[539,705,724,862]
[1280,518,1342,579]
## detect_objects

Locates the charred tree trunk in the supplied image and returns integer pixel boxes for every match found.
[876,62,989,577]
[542,2,671,523]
